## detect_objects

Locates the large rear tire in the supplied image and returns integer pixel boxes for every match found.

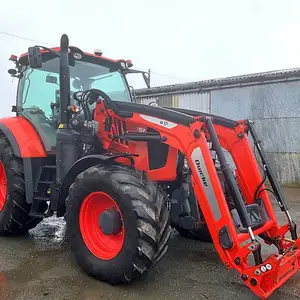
[0,136,44,235]
[66,164,171,284]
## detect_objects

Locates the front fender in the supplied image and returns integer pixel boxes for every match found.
[56,153,136,217]
[0,117,47,158]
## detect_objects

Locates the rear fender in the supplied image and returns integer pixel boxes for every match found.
[56,153,136,217]
[0,117,47,158]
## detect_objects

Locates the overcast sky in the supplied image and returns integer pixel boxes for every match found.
[1,0,300,117]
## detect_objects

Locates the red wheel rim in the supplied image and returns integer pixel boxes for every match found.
[79,191,124,260]
[0,161,7,212]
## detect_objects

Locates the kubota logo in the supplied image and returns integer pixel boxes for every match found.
[195,160,208,187]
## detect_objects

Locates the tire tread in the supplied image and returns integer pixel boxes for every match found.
[0,136,43,235]
[66,164,171,284]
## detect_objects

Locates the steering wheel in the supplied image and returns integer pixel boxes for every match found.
[84,89,132,118]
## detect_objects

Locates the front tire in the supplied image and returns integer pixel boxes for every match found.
[66,164,171,284]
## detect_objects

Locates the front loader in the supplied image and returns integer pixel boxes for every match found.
[0,33,300,299]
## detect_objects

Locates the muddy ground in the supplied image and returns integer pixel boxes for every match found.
[1,187,300,300]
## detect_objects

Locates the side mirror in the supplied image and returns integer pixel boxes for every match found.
[8,69,17,76]
[28,46,42,68]
[46,75,58,84]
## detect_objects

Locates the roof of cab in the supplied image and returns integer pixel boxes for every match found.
[18,46,133,68]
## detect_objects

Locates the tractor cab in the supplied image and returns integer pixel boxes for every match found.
[8,47,135,153]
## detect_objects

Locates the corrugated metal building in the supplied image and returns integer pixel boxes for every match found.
[135,68,300,185]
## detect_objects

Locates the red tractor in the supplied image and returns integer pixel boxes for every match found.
[1,34,300,299]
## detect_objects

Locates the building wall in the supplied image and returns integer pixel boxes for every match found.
[211,81,300,185]
[137,92,211,113]
[137,81,300,184]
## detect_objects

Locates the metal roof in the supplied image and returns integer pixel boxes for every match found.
[136,67,300,97]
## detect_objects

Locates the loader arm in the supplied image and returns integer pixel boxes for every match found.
[94,99,300,299]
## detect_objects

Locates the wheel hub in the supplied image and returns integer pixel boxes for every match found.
[79,191,125,260]
[99,208,122,235]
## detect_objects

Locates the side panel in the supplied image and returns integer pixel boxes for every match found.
[0,117,47,158]
[94,109,178,181]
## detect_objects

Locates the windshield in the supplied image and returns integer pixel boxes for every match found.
[17,57,131,121]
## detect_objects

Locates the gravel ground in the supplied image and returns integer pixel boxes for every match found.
[1,187,300,300]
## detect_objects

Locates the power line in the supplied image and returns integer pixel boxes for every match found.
[0,31,191,83]
[0,31,54,46]
[134,67,192,82]
[150,70,193,82]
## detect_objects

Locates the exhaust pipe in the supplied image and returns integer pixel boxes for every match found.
[56,34,81,185]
